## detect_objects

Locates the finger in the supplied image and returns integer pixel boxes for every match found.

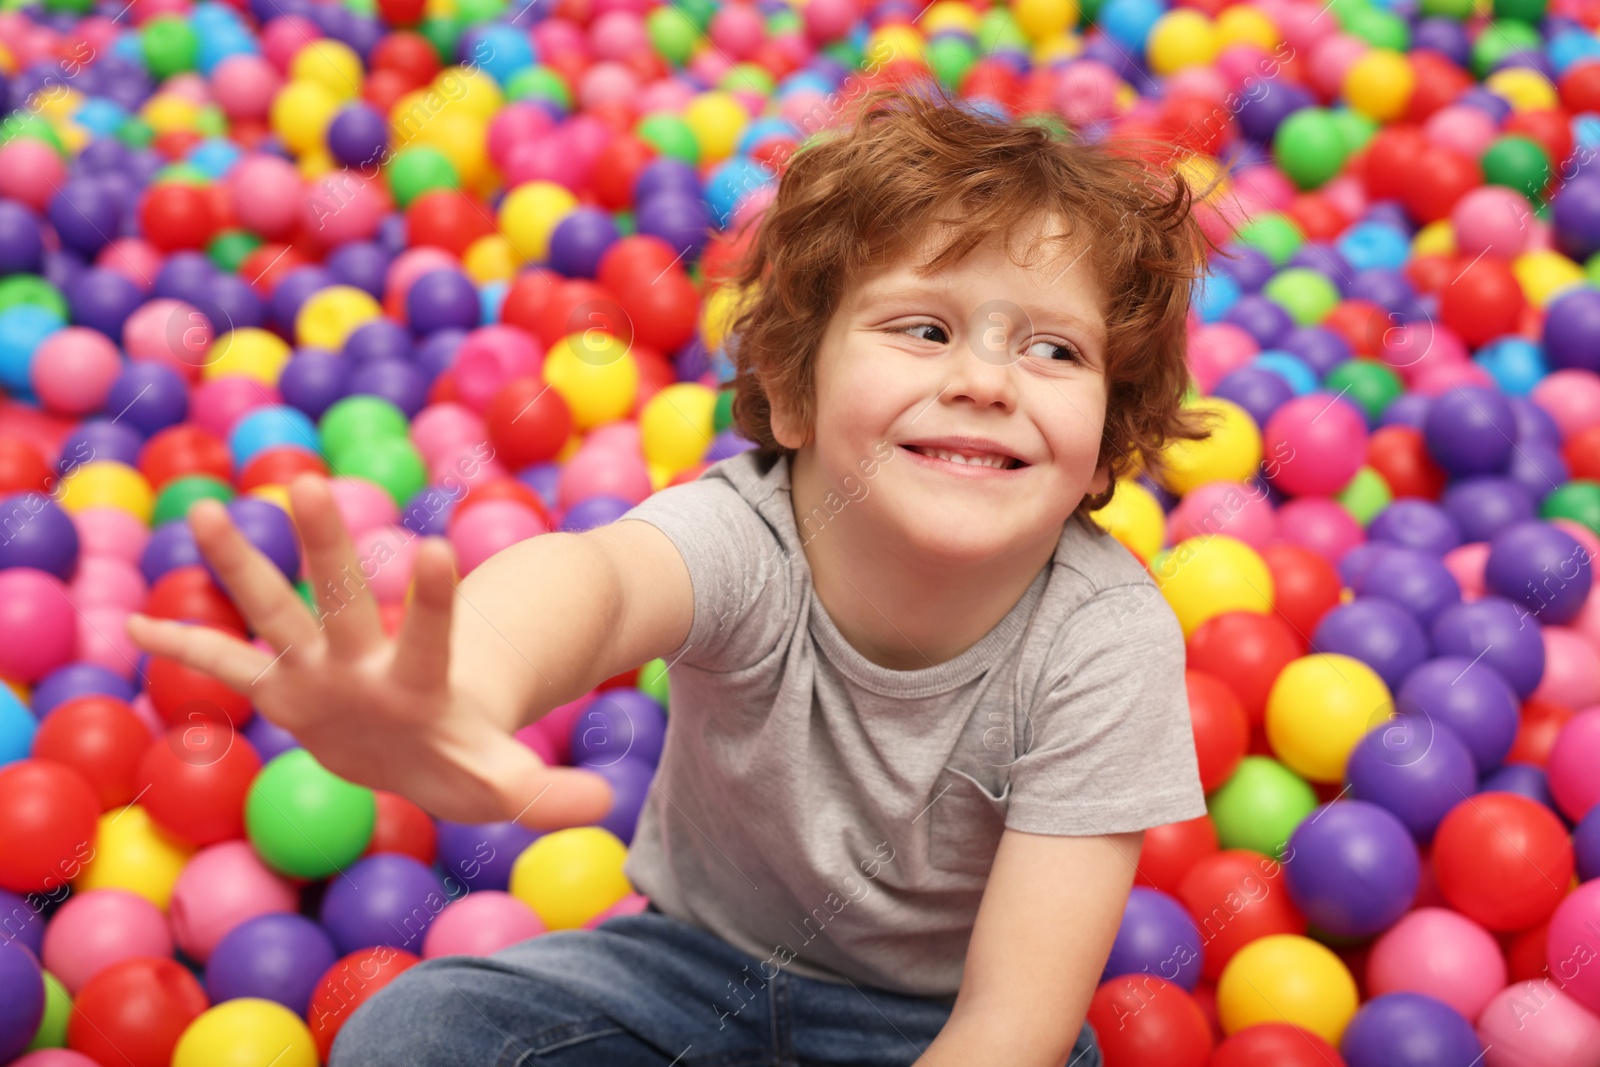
[480,736,616,832]
[288,474,385,661]
[391,537,457,692]
[126,613,275,692]
[188,498,320,655]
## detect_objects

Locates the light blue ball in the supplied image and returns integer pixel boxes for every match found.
[1254,351,1319,394]
[228,406,320,471]
[1194,271,1241,323]
[0,305,65,391]
[1337,221,1410,273]
[1099,0,1164,52]
[704,157,776,229]
[480,280,507,326]
[187,138,243,179]
[0,685,36,768]
[1475,336,1548,396]
[470,26,534,86]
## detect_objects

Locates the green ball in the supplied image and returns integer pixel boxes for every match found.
[821,37,863,69]
[418,15,462,65]
[116,116,155,149]
[505,66,573,109]
[43,0,95,13]
[637,112,699,165]
[1420,0,1473,17]
[1262,268,1341,326]
[713,387,735,434]
[141,16,200,79]
[153,475,235,526]
[673,0,716,31]
[1343,6,1408,48]
[246,749,376,879]
[386,146,460,208]
[645,6,699,66]
[719,63,775,97]
[1206,755,1320,858]
[1336,466,1393,526]
[615,210,635,237]
[1471,18,1542,77]
[1495,0,1547,23]
[1542,480,1600,535]
[207,230,264,273]
[1323,357,1402,423]
[195,104,228,137]
[297,578,317,614]
[1330,108,1378,156]
[0,276,69,320]
[1,113,67,158]
[320,395,411,456]
[637,659,671,709]
[1274,108,1347,191]
[1481,135,1552,200]
[26,971,70,1050]
[976,9,1029,52]
[929,36,976,89]
[456,0,505,24]
[155,164,210,187]
[332,437,428,509]
[344,0,376,15]
[1586,251,1600,289]
[1235,213,1304,266]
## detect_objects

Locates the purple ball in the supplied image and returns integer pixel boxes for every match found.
[559,495,634,533]
[1574,804,1600,880]
[405,269,479,333]
[0,200,43,275]
[0,891,43,957]
[31,662,137,716]
[434,819,541,893]
[59,418,143,470]
[1220,293,1294,348]
[269,267,336,330]
[1347,544,1461,627]
[1397,654,1522,772]
[1279,325,1351,380]
[1543,287,1600,373]
[1369,499,1463,556]
[219,496,302,582]
[569,690,665,768]
[278,349,350,420]
[140,519,202,584]
[1423,385,1517,476]
[103,362,189,436]
[47,180,119,256]
[1459,86,1513,123]
[1339,993,1481,1067]
[205,912,338,1016]
[0,493,78,579]
[1310,597,1431,690]
[1217,244,1275,293]
[1348,267,1414,313]
[343,319,414,364]
[633,158,701,203]
[1345,717,1478,842]
[1506,441,1568,505]
[1413,17,1471,65]
[1100,887,1203,991]
[1480,762,1558,816]
[1284,800,1419,938]
[0,938,44,1063]
[515,462,560,511]
[193,272,266,333]
[66,267,144,339]
[1212,365,1295,429]
[1552,175,1600,261]
[400,485,459,537]
[706,427,757,463]
[672,336,711,381]
[1485,520,1593,625]
[347,358,428,418]
[548,207,619,279]
[575,755,655,845]
[153,251,218,304]
[326,241,391,297]
[319,853,447,955]
[326,103,388,170]
[1380,391,1431,430]
[1440,476,1536,543]
[1510,395,1562,448]
[243,710,300,764]
[415,329,464,381]
[635,192,711,262]
[1337,541,1391,589]
[1238,78,1312,143]
[1286,245,1353,295]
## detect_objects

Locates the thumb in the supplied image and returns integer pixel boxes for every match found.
[483,736,617,832]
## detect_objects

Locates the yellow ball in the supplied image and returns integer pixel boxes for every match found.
[1216,934,1359,1044]
[72,806,195,910]
[1412,218,1456,257]
[1013,0,1076,39]
[700,284,751,353]
[1486,67,1557,112]
[921,0,982,35]
[172,999,319,1067]
[865,24,927,68]
[683,91,749,165]
[1148,10,1217,75]
[1177,153,1229,204]
[1033,31,1083,65]
[142,93,200,135]
[647,462,674,492]
[508,826,632,930]
[542,334,641,430]
[463,234,518,284]
[58,121,90,155]
[423,0,455,16]
[1514,249,1587,309]
[1265,653,1393,783]
[289,40,363,102]
[204,328,292,384]
[269,79,340,156]
[295,284,383,351]
[296,147,337,181]
[57,462,154,523]
[1160,397,1263,494]
[1155,534,1274,639]
[249,484,294,512]
[1343,49,1414,122]
[1215,5,1280,50]
[640,383,717,472]
[1090,479,1165,564]
[435,65,504,122]
[498,181,578,263]
[409,108,489,190]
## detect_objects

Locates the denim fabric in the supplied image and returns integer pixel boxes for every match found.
[329,903,1103,1067]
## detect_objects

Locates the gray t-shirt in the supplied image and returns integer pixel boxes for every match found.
[616,449,1206,999]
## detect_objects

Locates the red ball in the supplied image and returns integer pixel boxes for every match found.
[1431,791,1574,931]
[0,758,101,893]
[1178,850,1306,980]
[1283,194,1347,244]
[700,227,754,288]
[1367,425,1447,499]
[591,134,656,210]
[376,0,425,25]
[1504,111,1572,186]
[405,190,495,258]
[138,183,218,253]
[68,957,209,1067]
[1399,146,1481,224]
[1321,299,1390,358]
[1135,815,1220,897]
[362,68,416,115]
[1206,1023,1346,1067]
[1360,126,1427,203]
[146,653,253,728]
[452,478,550,527]
[1560,60,1600,116]
[238,446,328,492]
[1087,975,1213,1067]
[135,722,262,846]
[366,790,438,865]
[30,695,150,810]
[615,271,700,354]
[0,435,51,495]
[500,269,560,337]
[1507,697,1574,766]
[1563,424,1600,481]
[1186,670,1249,792]
[138,425,232,490]
[1504,916,1551,983]
[529,279,631,349]
[1260,543,1342,638]
[309,948,420,1062]
[1405,52,1473,124]
[1162,92,1235,158]
[238,243,310,297]
[143,565,248,635]
[1439,255,1526,348]
[597,235,682,294]
[486,376,574,469]
[370,31,440,83]
[1404,253,1455,296]
[1186,611,1302,724]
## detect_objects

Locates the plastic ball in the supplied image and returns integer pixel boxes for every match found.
[170,997,318,1067]
[1207,1025,1347,1067]
[1216,934,1359,1044]
[1086,975,1213,1067]
[1102,885,1205,990]
[508,826,631,930]
[66,957,208,1067]
[1206,756,1319,857]
[1486,519,1592,625]
[1283,800,1419,938]
[1155,535,1275,639]
[1340,993,1483,1067]
[320,853,446,955]
[167,839,298,963]
[0,759,100,895]
[1264,392,1368,495]
[204,913,338,1017]
[1159,397,1263,494]
[1476,981,1600,1067]
[1366,908,1506,1021]
[1266,654,1393,783]
[1432,791,1574,931]
[39,888,172,996]
[245,749,375,879]
[71,804,193,910]
[421,890,544,958]
[306,948,420,1062]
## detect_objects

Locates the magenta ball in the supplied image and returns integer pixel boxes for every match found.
[1548,881,1600,1017]
[454,326,541,413]
[449,500,547,575]
[421,891,545,958]
[1537,626,1600,710]
[555,445,651,510]
[1477,981,1600,1067]
[1548,710,1600,824]
[40,889,173,996]
[10,1053,103,1067]
[1263,392,1368,495]
[0,568,77,682]
[31,328,122,416]
[1452,187,1533,259]
[1272,496,1365,564]
[1167,481,1277,548]
[168,840,299,963]
[1366,907,1506,1021]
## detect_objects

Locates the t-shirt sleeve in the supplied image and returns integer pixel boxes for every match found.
[1005,583,1207,836]
[616,473,794,673]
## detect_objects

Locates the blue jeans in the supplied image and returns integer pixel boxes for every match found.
[329,903,1102,1066]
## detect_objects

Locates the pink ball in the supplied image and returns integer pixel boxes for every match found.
[1322,176,1368,221]
[556,445,652,510]
[123,298,212,381]
[449,500,547,574]
[503,133,591,191]
[1425,105,1499,159]
[73,507,150,566]
[803,0,856,43]
[583,420,639,454]
[637,78,695,114]
[1477,981,1600,1067]
[1262,393,1368,496]
[1443,541,1490,601]
[212,54,282,121]
[1233,165,1296,212]
[1554,518,1600,569]
[1273,0,1333,51]
[41,888,173,995]
[1309,34,1368,99]
[1165,67,1229,105]
[428,442,506,493]
[0,139,66,210]
[516,722,557,763]
[190,377,280,439]
[78,606,138,680]
[1053,60,1122,126]
[69,555,147,612]
[708,1,765,58]
[531,19,585,56]
[528,691,592,765]
[1536,626,1600,712]
[1215,44,1270,90]
[1187,323,1258,393]
[260,15,322,73]
[420,891,544,958]
[1534,369,1600,439]
[10,1052,105,1067]
[589,9,648,59]
[229,155,303,240]
[162,72,209,104]
[1453,187,1533,259]
[30,328,122,416]
[0,567,76,682]
[355,525,420,606]
[1365,907,1506,1020]
[167,840,299,963]
[487,104,555,172]
[329,476,400,538]
[303,169,389,246]
[454,326,542,413]
[410,402,488,467]
[1271,497,1365,564]
[1412,360,1496,395]
[1167,481,1277,548]
[579,61,643,111]
[582,891,649,929]
[1548,881,1600,1017]
[95,239,162,290]
[1572,584,1600,649]
[1547,708,1600,822]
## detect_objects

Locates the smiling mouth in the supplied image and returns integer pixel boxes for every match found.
[902,445,1027,470]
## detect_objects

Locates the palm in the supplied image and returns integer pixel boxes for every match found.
[126,474,613,832]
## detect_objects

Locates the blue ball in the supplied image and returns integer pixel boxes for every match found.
[1101,886,1203,991]
[1099,0,1164,51]
[1284,800,1419,938]
[1337,221,1410,272]
[1193,271,1241,322]
[1252,351,1318,395]
[1474,336,1547,396]
[0,684,36,767]
[1340,993,1481,1067]
[227,406,320,472]
[0,305,64,390]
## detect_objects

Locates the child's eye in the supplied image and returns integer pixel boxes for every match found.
[900,322,949,344]
[1027,339,1082,364]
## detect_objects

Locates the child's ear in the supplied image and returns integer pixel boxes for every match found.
[768,394,810,449]
[1089,461,1111,498]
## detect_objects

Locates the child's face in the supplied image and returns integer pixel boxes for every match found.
[777,214,1113,564]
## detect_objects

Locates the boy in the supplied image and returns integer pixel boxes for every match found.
[126,84,1211,1066]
